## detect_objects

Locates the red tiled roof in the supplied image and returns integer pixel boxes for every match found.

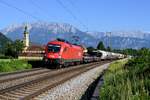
[19,45,45,57]
[26,45,45,51]
[19,52,44,57]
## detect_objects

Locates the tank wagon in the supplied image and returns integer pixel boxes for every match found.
[93,50,125,60]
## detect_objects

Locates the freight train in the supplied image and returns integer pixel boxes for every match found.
[43,39,124,68]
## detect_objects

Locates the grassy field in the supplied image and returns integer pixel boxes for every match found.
[0,59,32,72]
[100,58,150,100]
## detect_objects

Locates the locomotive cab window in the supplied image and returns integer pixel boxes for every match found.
[47,44,61,53]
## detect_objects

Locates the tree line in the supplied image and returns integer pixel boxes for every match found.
[0,40,24,58]
[87,41,146,57]
[0,39,149,58]
[87,41,111,54]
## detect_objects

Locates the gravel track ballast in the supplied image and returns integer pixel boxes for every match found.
[34,63,110,100]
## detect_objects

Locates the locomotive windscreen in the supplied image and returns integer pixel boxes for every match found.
[48,44,61,53]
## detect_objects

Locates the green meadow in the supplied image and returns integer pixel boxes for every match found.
[0,59,32,72]
[100,49,150,100]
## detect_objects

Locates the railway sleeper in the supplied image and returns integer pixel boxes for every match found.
[25,85,41,90]
[8,91,26,97]
[21,88,37,93]
[0,95,16,100]
[10,91,26,95]
[19,87,36,92]
[14,90,31,95]
[2,93,20,98]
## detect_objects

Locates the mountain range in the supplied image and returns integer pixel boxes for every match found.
[0,22,150,49]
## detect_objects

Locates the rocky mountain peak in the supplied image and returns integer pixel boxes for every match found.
[1,22,150,49]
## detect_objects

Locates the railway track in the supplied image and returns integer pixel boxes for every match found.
[0,68,50,82]
[0,68,53,91]
[0,61,110,100]
[0,68,45,77]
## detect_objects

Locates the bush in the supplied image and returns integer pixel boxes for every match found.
[100,56,150,100]
[0,55,13,59]
[4,40,24,58]
[0,59,32,72]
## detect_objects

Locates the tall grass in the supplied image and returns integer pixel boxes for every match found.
[0,59,32,72]
[100,59,150,100]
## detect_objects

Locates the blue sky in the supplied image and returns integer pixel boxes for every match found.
[0,0,150,32]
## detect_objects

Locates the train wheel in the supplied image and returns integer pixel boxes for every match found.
[76,62,80,65]
[64,62,69,67]
[57,64,62,69]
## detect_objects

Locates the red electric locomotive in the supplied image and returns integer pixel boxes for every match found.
[44,39,84,68]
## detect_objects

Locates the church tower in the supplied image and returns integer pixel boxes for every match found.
[23,25,29,50]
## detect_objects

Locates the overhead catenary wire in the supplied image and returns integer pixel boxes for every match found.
[0,0,40,21]
[56,0,88,31]
[66,0,76,8]
[29,0,53,20]
[0,0,89,32]
[66,0,89,32]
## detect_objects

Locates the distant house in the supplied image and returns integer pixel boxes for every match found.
[18,45,45,60]
[18,25,45,60]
